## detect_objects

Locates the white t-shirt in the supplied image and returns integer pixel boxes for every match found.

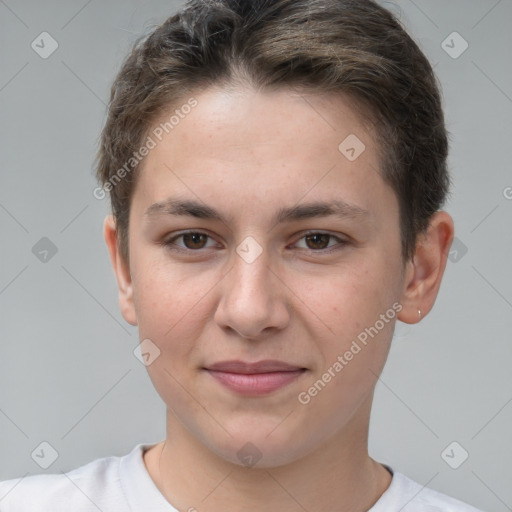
[0,443,485,511]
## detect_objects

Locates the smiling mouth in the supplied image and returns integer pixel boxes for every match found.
[203,360,307,395]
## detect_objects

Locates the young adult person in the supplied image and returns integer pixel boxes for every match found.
[0,1,485,510]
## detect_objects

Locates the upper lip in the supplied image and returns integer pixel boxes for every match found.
[205,360,305,374]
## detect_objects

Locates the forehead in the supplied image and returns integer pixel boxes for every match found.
[132,85,395,227]
[150,86,375,156]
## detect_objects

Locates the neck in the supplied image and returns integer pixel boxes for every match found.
[144,396,391,512]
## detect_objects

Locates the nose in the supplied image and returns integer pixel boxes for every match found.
[214,243,290,340]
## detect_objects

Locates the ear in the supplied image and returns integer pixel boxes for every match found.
[397,211,455,324]
[103,215,138,326]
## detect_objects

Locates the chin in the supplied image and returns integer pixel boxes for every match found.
[203,422,314,469]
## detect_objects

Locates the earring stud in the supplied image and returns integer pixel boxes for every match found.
[418,309,422,321]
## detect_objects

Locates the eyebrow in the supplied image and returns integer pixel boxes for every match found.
[144,197,370,225]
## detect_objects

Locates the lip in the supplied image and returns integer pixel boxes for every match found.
[204,359,307,395]
[205,359,305,374]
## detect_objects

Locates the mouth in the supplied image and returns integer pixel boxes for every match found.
[203,360,307,396]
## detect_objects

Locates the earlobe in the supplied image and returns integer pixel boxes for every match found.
[397,211,455,325]
[103,215,138,326]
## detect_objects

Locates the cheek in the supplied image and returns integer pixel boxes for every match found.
[320,258,397,329]
[130,260,237,390]
[131,265,212,410]
[305,254,400,383]
[296,269,397,429]
[131,251,207,328]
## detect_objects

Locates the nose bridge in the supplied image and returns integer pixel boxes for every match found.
[215,235,289,338]
[230,236,274,303]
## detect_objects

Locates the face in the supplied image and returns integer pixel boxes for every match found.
[118,86,408,467]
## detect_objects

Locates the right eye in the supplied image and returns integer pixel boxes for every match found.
[161,231,219,252]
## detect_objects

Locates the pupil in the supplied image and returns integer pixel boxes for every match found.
[308,234,328,249]
[185,233,205,249]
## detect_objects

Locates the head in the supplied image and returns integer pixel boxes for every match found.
[97,0,454,468]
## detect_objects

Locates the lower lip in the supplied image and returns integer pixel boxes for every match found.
[205,369,306,395]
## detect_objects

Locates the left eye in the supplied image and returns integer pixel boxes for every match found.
[293,231,347,251]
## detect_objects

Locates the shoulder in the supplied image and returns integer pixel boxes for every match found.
[0,448,133,512]
[373,469,487,512]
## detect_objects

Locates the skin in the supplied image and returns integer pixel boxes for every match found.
[104,85,454,512]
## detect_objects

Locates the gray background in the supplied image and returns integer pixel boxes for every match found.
[0,1,511,510]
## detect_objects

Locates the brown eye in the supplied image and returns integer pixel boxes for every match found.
[304,233,331,250]
[181,232,209,249]
[293,231,348,253]
[163,231,216,252]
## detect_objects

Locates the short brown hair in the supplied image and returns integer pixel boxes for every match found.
[94,0,450,264]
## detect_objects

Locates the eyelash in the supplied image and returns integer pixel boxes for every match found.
[161,230,348,255]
